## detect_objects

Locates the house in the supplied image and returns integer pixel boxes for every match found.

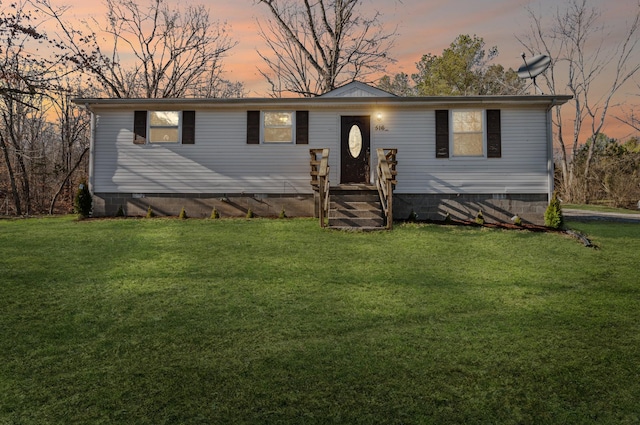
[74,82,571,226]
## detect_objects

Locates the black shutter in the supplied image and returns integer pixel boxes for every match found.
[133,111,147,144]
[486,109,501,158]
[435,110,449,158]
[182,111,195,144]
[296,111,309,144]
[247,111,260,144]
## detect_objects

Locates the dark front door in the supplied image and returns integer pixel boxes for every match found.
[340,116,371,184]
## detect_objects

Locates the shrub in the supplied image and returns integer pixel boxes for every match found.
[443,212,452,223]
[74,180,92,218]
[246,208,254,218]
[511,215,522,226]
[210,208,220,219]
[407,210,418,222]
[475,210,484,225]
[178,207,187,219]
[115,205,125,217]
[545,193,564,229]
[279,208,287,219]
[146,206,155,218]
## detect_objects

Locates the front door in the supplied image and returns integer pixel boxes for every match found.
[340,116,371,184]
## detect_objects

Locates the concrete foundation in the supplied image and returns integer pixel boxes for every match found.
[92,192,548,225]
[394,193,548,225]
[92,193,315,218]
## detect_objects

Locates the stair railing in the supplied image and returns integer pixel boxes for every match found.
[376,148,397,229]
[309,148,330,227]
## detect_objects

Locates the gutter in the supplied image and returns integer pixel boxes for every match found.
[71,95,574,111]
[545,98,562,202]
[84,103,96,195]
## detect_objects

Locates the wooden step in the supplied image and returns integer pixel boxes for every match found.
[327,186,386,230]
[328,216,385,228]
[330,199,381,209]
[331,194,379,203]
[330,207,384,219]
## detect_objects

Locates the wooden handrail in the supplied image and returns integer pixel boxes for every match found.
[376,148,397,229]
[310,148,330,227]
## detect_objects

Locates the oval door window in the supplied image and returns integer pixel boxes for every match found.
[348,125,362,158]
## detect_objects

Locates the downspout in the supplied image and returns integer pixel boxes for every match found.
[545,99,558,203]
[86,104,96,195]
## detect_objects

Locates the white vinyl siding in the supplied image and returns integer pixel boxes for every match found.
[93,110,324,194]
[370,108,549,194]
[92,106,550,196]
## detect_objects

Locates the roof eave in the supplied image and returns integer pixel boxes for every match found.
[73,95,573,110]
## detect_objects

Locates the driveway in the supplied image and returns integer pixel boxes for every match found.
[563,208,640,223]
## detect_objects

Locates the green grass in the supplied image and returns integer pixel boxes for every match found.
[1,216,639,424]
[563,203,640,214]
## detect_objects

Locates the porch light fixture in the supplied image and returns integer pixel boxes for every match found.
[375,112,387,131]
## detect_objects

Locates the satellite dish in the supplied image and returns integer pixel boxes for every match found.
[517,54,551,78]
[517,54,551,94]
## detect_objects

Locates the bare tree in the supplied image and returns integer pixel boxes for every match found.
[0,98,36,215]
[48,77,93,214]
[255,0,397,97]
[0,0,70,215]
[39,0,241,98]
[614,79,640,133]
[615,109,640,133]
[517,0,640,203]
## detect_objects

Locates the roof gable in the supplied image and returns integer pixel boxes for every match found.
[320,81,396,98]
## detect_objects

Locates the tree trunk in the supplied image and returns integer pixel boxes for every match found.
[49,147,89,215]
[5,111,31,215]
[582,138,598,204]
[0,133,22,215]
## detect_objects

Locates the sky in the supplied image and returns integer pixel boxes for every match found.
[60,0,640,140]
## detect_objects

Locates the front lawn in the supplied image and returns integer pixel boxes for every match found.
[1,217,638,424]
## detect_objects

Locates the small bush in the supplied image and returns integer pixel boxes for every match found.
[475,210,484,225]
[210,208,220,219]
[279,208,287,219]
[178,207,187,219]
[115,205,125,217]
[246,208,254,219]
[545,193,564,229]
[74,180,92,218]
[407,210,418,222]
[146,206,155,218]
[511,215,522,226]
[443,212,452,223]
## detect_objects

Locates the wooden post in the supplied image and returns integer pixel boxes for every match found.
[310,148,330,228]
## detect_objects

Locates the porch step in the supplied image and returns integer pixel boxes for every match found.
[328,186,386,229]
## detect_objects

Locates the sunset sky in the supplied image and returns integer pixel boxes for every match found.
[61,0,640,139]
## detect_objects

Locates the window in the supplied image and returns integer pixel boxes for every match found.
[452,110,484,157]
[348,124,363,158]
[435,109,501,158]
[133,110,195,145]
[149,111,180,143]
[264,112,294,143]
[246,110,309,145]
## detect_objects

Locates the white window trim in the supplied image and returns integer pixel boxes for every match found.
[262,111,296,144]
[450,109,487,159]
[148,111,182,144]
